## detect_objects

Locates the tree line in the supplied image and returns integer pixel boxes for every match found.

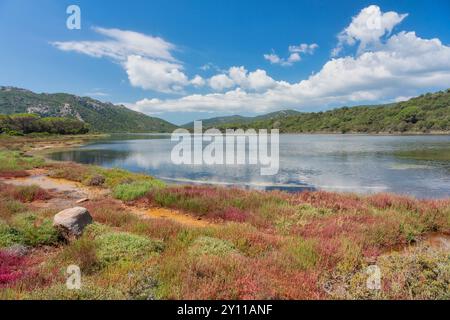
[0,114,89,135]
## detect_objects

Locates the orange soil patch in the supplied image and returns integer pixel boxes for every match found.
[130,206,213,228]
[1,169,213,228]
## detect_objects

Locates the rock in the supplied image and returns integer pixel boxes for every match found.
[4,244,30,257]
[87,174,105,186]
[53,207,93,239]
[76,198,89,204]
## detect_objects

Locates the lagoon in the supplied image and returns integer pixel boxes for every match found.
[48,134,450,198]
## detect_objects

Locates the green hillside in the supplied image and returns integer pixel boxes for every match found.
[0,87,177,133]
[182,109,300,129]
[210,89,450,133]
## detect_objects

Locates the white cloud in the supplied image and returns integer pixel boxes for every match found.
[52,27,176,61]
[190,75,205,87]
[333,5,408,56]
[206,66,277,92]
[130,28,450,114]
[289,43,319,54]
[264,43,318,66]
[52,27,199,93]
[263,53,282,64]
[125,55,189,93]
[208,74,235,91]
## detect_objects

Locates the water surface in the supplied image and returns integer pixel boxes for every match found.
[48,134,450,198]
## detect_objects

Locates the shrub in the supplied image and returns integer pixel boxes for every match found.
[10,185,51,203]
[48,163,90,183]
[189,236,236,257]
[59,236,99,273]
[0,198,27,220]
[113,180,164,201]
[283,238,319,270]
[96,232,164,266]
[11,213,59,247]
[84,200,137,227]
[0,251,26,287]
[0,151,43,174]
[86,174,105,186]
[0,221,23,248]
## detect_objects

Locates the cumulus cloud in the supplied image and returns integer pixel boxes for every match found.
[130,29,450,113]
[52,27,198,93]
[333,5,408,56]
[264,43,318,66]
[125,55,189,93]
[190,75,205,87]
[206,66,277,92]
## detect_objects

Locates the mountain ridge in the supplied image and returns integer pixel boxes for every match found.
[0,86,177,133]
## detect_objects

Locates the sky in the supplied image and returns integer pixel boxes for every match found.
[0,0,449,125]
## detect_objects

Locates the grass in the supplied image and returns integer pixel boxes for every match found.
[0,150,44,177]
[113,180,165,201]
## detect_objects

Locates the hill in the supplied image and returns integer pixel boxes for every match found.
[0,87,177,133]
[182,109,300,129]
[207,89,450,133]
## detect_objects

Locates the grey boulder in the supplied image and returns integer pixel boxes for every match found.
[53,207,93,239]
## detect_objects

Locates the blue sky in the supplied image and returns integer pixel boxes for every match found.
[1,0,450,124]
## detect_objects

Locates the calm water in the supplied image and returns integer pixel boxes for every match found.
[49,134,450,198]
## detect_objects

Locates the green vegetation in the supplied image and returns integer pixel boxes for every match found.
[182,110,300,129]
[96,232,164,265]
[0,150,44,178]
[113,180,165,201]
[0,113,89,135]
[48,162,166,200]
[0,86,177,133]
[210,89,450,133]
[10,213,59,247]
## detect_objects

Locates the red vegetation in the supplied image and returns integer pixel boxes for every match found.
[0,251,26,287]
[221,207,249,222]
[0,184,51,202]
[0,170,29,178]
[294,190,369,213]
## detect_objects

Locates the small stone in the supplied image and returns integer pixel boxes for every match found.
[53,207,93,239]
[76,198,89,204]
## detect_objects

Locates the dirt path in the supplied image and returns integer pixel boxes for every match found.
[0,170,212,228]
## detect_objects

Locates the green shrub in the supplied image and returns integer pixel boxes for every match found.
[113,180,164,201]
[0,151,44,172]
[189,236,236,257]
[284,238,319,270]
[0,220,23,247]
[11,213,59,246]
[96,232,164,266]
[83,223,113,238]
